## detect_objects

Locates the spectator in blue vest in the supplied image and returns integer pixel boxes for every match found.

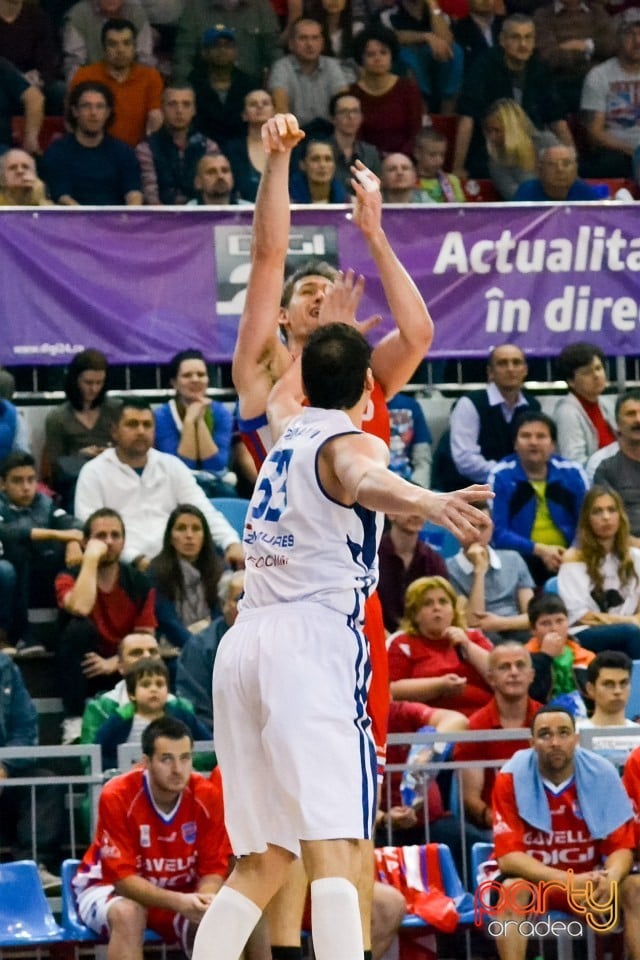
[135,83,220,205]
[433,343,540,490]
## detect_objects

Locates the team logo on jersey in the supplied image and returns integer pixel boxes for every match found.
[182,821,197,844]
[140,825,151,847]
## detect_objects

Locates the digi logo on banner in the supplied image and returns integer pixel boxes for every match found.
[214,225,339,316]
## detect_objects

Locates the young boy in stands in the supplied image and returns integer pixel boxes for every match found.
[414,128,465,203]
[94,658,210,770]
[0,451,83,654]
[525,593,594,706]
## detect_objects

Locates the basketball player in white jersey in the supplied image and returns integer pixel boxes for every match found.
[192,323,492,960]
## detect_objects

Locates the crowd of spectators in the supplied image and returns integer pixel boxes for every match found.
[2,0,640,205]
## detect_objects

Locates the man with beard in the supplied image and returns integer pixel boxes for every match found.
[489,705,634,960]
[190,153,240,204]
[43,80,142,204]
[54,507,156,743]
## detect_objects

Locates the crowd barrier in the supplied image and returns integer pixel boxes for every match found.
[2,727,640,959]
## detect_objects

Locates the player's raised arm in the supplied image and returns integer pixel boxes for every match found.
[231,114,304,419]
[266,356,305,443]
[350,161,434,398]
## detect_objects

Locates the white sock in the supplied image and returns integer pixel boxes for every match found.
[192,885,262,960]
[310,877,364,960]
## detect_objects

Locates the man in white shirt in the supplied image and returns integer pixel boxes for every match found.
[74,398,243,569]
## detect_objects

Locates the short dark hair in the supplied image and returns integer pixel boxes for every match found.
[501,12,535,36]
[586,650,633,685]
[281,259,338,309]
[84,507,125,540]
[115,397,154,421]
[615,388,640,421]
[415,127,447,148]
[531,703,576,734]
[328,91,360,118]
[556,341,606,382]
[513,409,557,444]
[0,451,36,479]
[65,349,109,410]
[67,81,114,131]
[125,657,169,698]
[167,349,208,383]
[352,23,399,65]
[528,592,568,627]
[101,17,137,46]
[141,716,194,757]
[302,322,372,410]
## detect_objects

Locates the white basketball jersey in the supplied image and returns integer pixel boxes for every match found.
[240,407,383,620]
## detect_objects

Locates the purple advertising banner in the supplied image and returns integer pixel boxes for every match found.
[1,204,639,365]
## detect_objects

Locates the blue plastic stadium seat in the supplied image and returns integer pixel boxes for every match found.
[626,660,640,721]
[0,860,65,946]
[209,497,250,539]
[544,575,559,594]
[62,859,161,943]
[377,843,473,930]
[419,522,460,559]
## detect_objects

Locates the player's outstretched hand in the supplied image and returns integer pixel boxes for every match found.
[427,484,494,545]
[317,268,382,335]
[262,114,305,154]
[350,160,382,238]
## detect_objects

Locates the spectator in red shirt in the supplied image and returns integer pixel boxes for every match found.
[453,641,541,829]
[55,507,156,743]
[388,575,493,717]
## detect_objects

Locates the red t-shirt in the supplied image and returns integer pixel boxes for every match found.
[55,566,156,656]
[74,768,232,894]
[387,628,493,717]
[493,771,634,871]
[622,746,640,849]
[453,697,542,806]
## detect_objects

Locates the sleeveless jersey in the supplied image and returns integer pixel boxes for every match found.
[241,407,383,620]
[239,379,390,470]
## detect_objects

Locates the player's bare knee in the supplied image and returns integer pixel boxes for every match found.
[373,883,406,932]
[108,897,147,939]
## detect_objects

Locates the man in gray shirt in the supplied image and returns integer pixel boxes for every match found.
[594,389,640,537]
[269,18,349,128]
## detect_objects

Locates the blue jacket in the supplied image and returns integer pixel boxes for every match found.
[0,653,38,776]
[489,453,589,556]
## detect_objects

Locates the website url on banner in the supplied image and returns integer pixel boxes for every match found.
[13,342,85,357]
[474,871,619,937]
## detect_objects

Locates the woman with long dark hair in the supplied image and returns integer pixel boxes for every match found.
[558,485,640,658]
[44,348,121,508]
[150,504,223,649]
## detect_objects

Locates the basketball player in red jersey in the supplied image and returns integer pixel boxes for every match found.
[232,113,434,960]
